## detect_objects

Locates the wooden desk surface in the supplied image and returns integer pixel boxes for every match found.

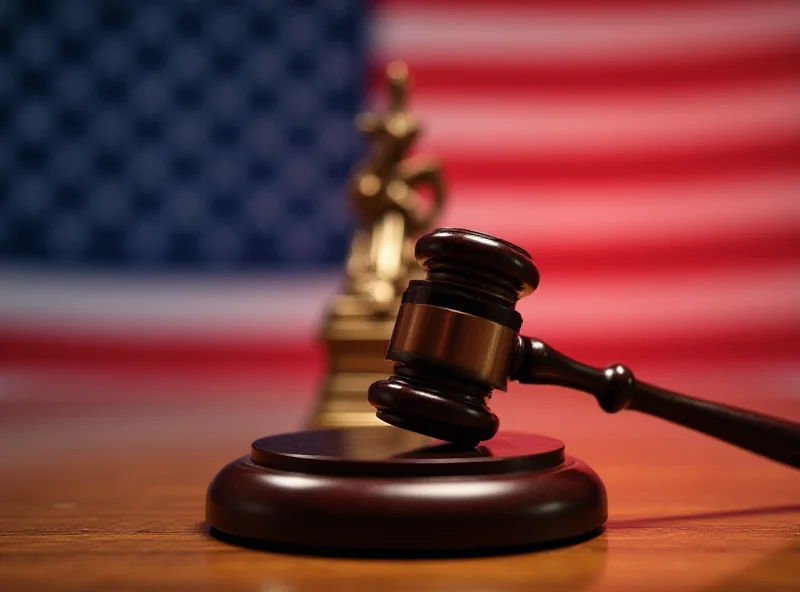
[1,375,798,591]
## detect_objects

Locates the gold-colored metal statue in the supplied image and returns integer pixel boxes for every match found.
[308,61,446,429]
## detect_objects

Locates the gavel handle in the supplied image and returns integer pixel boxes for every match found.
[511,336,800,469]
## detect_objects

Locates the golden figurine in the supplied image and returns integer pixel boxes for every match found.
[308,61,446,429]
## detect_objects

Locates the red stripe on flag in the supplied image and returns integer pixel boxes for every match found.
[372,0,797,9]
[434,134,800,186]
[0,330,325,376]
[370,43,800,98]
[506,227,800,281]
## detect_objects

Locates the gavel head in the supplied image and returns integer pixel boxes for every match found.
[368,228,540,447]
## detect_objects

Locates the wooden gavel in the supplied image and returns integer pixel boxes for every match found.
[368,228,800,468]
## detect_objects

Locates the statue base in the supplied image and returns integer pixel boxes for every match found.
[307,304,397,429]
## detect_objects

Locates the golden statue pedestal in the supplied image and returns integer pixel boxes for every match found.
[308,305,397,428]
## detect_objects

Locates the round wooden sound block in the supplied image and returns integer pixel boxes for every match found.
[206,426,607,555]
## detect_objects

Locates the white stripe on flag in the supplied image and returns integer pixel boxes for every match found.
[395,81,800,157]
[373,1,800,64]
[439,173,800,248]
[0,267,796,341]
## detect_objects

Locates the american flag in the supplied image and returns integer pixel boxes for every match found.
[1,1,798,400]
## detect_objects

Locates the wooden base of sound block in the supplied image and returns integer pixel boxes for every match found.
[205,426,607,555]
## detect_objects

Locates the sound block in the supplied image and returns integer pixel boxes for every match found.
[206,426,607,555]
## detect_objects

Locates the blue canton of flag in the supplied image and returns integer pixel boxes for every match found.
[0,0,367,271]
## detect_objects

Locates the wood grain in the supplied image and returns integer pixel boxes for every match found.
[0,380,798,591]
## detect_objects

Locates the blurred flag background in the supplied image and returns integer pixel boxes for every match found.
[0,0,798,405]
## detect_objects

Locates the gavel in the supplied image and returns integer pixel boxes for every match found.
[368,228,800,468]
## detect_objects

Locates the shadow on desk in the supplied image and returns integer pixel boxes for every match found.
[608,504,800,528]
